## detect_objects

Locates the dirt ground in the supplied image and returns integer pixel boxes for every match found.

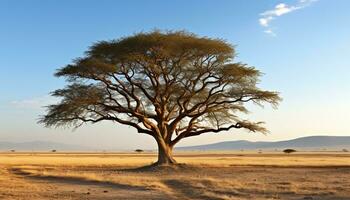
[0,152,349,200]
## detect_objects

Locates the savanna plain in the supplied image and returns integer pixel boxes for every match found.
[0,152,349,200]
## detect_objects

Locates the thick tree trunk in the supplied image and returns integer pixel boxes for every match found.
[156,139,177,165]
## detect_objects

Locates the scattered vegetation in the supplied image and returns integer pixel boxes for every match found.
[135,149,144,153]
[283,149,297,154]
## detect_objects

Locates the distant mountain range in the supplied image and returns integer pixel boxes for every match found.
[176,136,350,151]
[0,141,93,151]
[1,136,349,152]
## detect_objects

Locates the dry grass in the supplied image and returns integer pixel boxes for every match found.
[1,151,349,167]
[0,152,350,200]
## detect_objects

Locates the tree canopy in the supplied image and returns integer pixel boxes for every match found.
[40,31,281,165]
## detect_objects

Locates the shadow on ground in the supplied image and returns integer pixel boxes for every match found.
[9,167,149,191]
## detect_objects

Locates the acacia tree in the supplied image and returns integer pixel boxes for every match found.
[40,31,281,165]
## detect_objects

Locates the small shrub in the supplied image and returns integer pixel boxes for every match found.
[10,150,15,152]
[135,149,144,153]
[283,149,296,154]
[51,149,57,153]
[342,149,349,152]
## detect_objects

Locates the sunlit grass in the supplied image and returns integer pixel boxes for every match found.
[1,152,349,167]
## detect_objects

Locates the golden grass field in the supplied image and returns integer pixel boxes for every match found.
[0,152,349,200]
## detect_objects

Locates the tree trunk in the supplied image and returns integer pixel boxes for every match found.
[156,139,177,165]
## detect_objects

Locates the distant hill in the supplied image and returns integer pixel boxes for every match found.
[0,141,93,151]
[176,136,350,151]
[2,136,349,152]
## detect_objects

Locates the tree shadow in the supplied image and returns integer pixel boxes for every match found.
[9,167,149,191]
[119,163,197,173]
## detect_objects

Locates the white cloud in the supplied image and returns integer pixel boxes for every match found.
[259,0,319,35]
[259,16,273,27]
[264,29,277,37]
[11,95,58,109]
[261,3,293,17]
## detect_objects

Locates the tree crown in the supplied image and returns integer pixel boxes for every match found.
[40,31,281,147]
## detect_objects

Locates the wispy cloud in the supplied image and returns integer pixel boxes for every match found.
[264,29,277,37]
[11,95,58,109]
[259,0,319,36]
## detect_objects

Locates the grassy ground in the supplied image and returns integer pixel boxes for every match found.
[0,152,349,200]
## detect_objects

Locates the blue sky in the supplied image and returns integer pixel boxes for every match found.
[0,0,349,149]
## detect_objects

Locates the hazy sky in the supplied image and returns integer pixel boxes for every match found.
[0,0,349,149]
